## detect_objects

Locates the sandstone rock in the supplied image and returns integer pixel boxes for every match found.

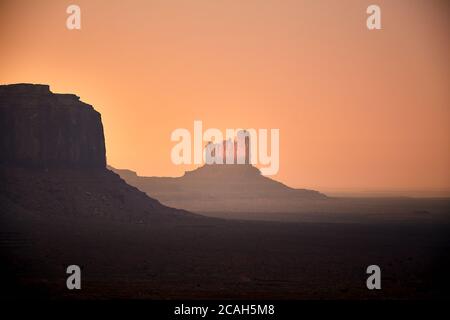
[111,164,328,213]
[0,83,106,168]
[0,83,196,222]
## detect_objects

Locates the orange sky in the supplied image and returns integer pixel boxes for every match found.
[1,0,449,196]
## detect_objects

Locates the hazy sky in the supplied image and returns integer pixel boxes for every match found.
[1,0,449,196]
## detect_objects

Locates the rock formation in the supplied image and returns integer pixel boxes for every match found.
[0,83,194,222]
[111,164,327,213]
[0,84,106,168]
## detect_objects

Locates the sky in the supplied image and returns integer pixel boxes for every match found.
[1,0,449,196]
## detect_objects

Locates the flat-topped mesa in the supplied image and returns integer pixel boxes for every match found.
[0,84,93,109]
[0,83,51,96]
[0,83,106,168]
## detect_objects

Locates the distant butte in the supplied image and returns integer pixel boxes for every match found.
[110,164,328,213]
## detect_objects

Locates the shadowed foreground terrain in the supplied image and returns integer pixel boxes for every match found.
[1,171,449,299]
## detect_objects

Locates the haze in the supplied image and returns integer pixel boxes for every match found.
[0,0,449,196]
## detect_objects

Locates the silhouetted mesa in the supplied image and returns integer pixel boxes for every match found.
[0,84,106,168]
[111,164,327,213]
[0,83,195,222]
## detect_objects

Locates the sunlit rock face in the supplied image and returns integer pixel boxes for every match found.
[0,83,106,168]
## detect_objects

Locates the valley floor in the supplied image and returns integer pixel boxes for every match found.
[1,207,449,300]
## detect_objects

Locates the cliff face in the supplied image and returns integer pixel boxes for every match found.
[0,83,195,222]
[0,84,106,168]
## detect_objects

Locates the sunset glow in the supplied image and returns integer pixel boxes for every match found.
[1,0,449,195]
